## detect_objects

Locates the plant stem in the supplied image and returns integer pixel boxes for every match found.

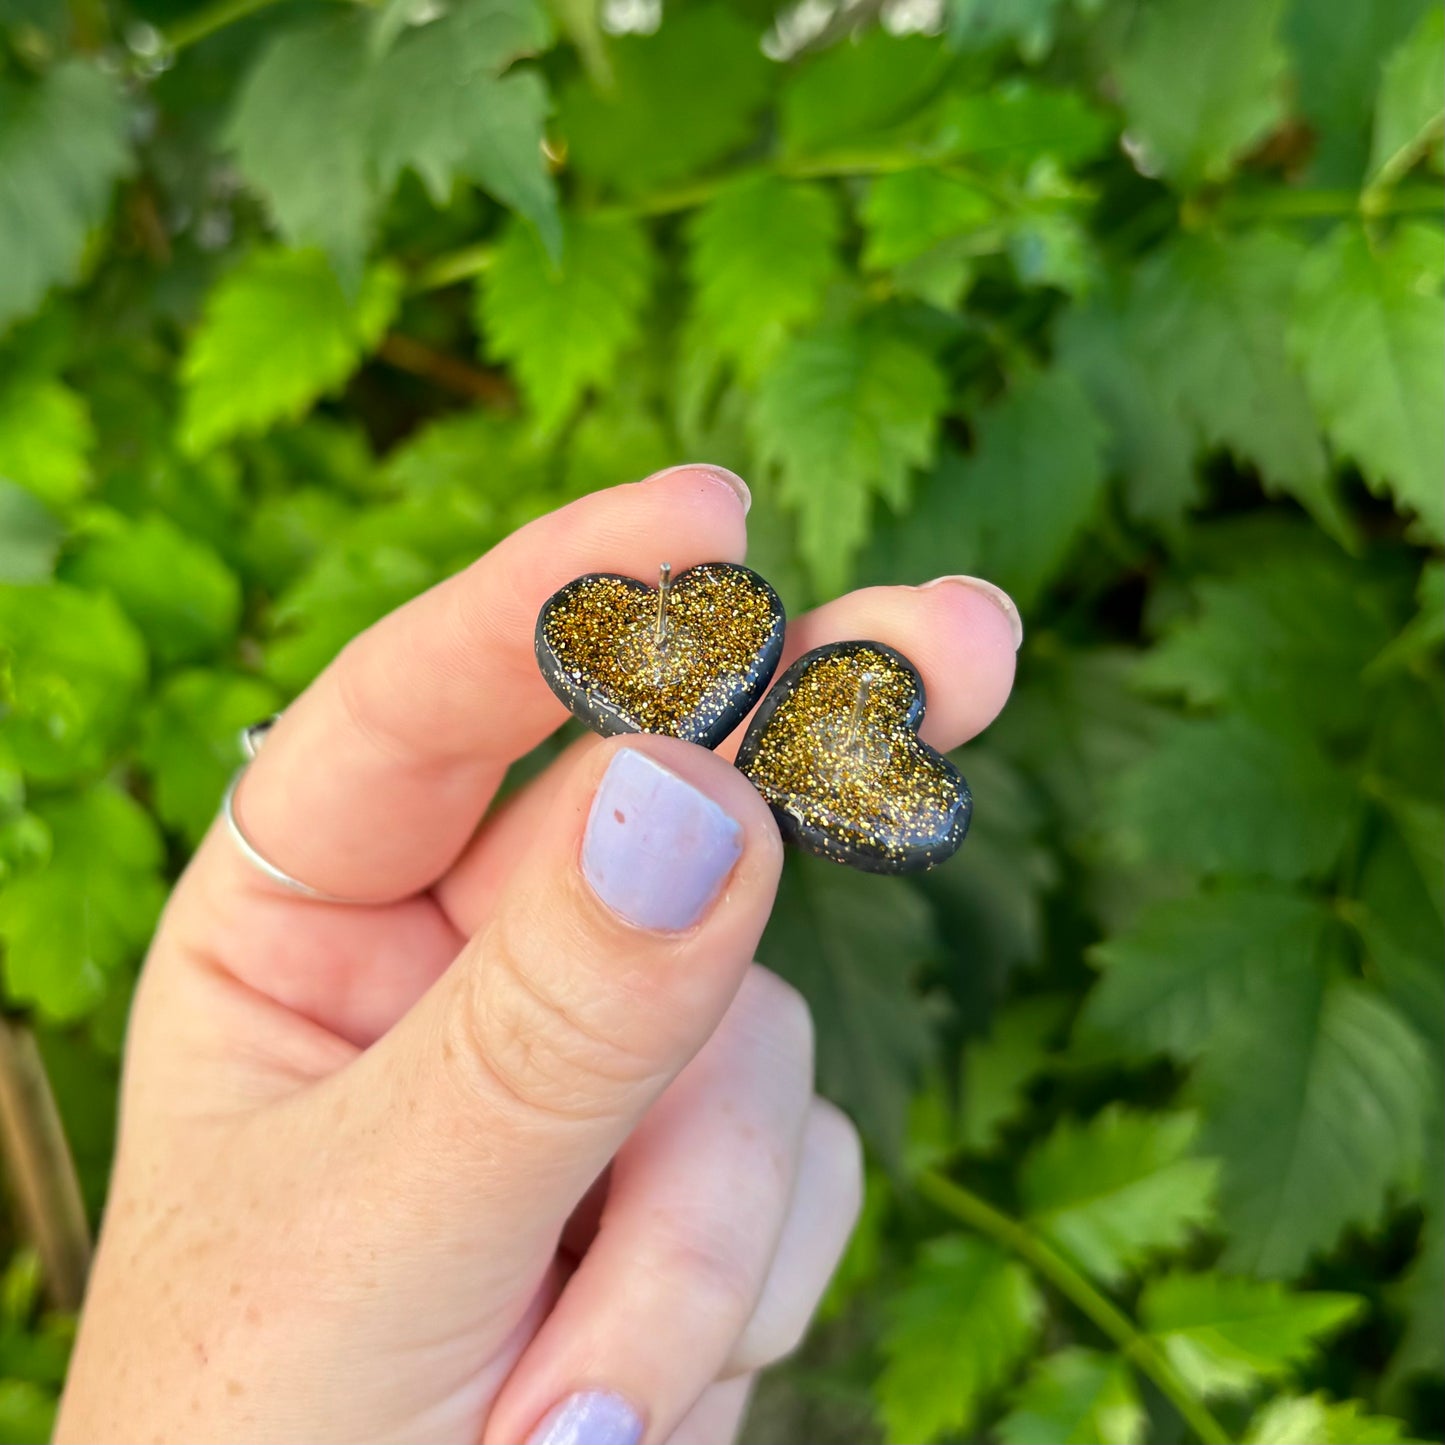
[411,242,498,293]
[916,1169,1233,1445]
[375,332,515,406]
[0,1015,92,1311]
[415,160,1428,293]
[161,0,375,53]
[1218,184,1442,222]
[161,0,289,51]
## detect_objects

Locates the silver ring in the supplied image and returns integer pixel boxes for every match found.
[222,715,360,904]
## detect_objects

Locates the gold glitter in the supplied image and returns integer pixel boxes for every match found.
[538,563,784,742]
[738,645,967,867]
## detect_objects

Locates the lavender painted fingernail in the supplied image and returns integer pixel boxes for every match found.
[525,1390,645,1445]
[582,750,743,932]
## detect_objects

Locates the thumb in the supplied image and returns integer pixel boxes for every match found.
[335,734,784,1281]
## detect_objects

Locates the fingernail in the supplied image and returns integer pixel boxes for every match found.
[919,574,1024,650]
[583,750,743,932]
[640,462,751,515]
[526,1390,645,1445]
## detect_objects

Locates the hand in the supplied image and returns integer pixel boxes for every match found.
[55,465,1018,1444]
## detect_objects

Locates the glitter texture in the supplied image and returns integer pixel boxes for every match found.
[736,640,971,874]
[535,562,785,748]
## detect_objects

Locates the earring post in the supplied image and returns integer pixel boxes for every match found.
[654,562,673,647]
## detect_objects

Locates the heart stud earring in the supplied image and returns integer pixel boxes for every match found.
[535,562,786,748]
[736,640,971,873]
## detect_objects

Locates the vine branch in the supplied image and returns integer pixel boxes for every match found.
[376,332,515,406]
[160,0,374,54]
[916,1168,1233,1445]
[0,1014,91,1311]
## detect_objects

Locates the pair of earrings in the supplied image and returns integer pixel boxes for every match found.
[535,561,971,875]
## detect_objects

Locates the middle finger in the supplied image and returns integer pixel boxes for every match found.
[481,964,816,1445]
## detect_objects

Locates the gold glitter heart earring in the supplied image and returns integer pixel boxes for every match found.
[735,640,972,874]
[534,562,786,748]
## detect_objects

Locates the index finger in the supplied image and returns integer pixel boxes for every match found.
[223,464,750,903]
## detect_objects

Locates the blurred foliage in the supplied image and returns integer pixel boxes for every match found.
[0,0,1442,1440]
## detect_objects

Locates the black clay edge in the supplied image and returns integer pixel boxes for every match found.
[534,563,786,750]
[735,639,973,875]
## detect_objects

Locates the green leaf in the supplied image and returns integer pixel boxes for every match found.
[1135,549,1400,739]
[686,176,841,380]
[779,30,949,158]
[1245,1393,1414,1444]
[1284,0,1433,183]
[0,1379,57,1445]
[1369,560,1445,674]
[860,169,996,270]
[1290,223,1445,541]
[228,2,556,273]
[366,0,557,252]
[1020,1107,1219,1284]
[562,385,672,502]
[1142,1273,1365,1397]
[136,671,282,847]
[477,213,652,434]
[1109,714,1355,883]
[1082,888,1342,1063]
[752,317,947,597]
[0,481,62,583]
[1054,295,1198,532]
[932,81,1115,172]
[864,370,1107,609]
[0,784,165,1021]
[877,1235,1044,1445]
[0,371,92,507]
[379,71,557,255]
[556,5,770,195]
[985,647,1169,845]
[264,543,436,693]
[1387,1228,1445,1393]
[757,853,937,1166]
[1117,0,1289,187]
[1199,978,1428,1275]
[1376,785,1445,923]
[949,0,1069,64]
[0,60,132,333]
[1369,6,1445,187]
[923,749,1058,990]
[1131,231,1342,541]
[998,1348,1145,1445]
[380,409,550,502]
[180,249,402,455]
[1007,203,1101,297]
[226,17,375,283]
[63,514,241,667]
[945,368,1107,607]
[0,583,147,783]
[958,994,1070,1152]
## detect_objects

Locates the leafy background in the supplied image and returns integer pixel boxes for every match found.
[0,0,1442,1440]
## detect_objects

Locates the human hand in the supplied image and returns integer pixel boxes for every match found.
[55,465,1019,1444]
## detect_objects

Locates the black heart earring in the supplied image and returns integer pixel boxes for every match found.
[535,562,786,748]
[735,640,971,873]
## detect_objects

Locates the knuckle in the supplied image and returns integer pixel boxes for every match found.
[812,1098,865,1224]
[445,916,663,1126]
[652,1213,761,1326]
[330,648,417,771]
[731,1306,810,1376]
